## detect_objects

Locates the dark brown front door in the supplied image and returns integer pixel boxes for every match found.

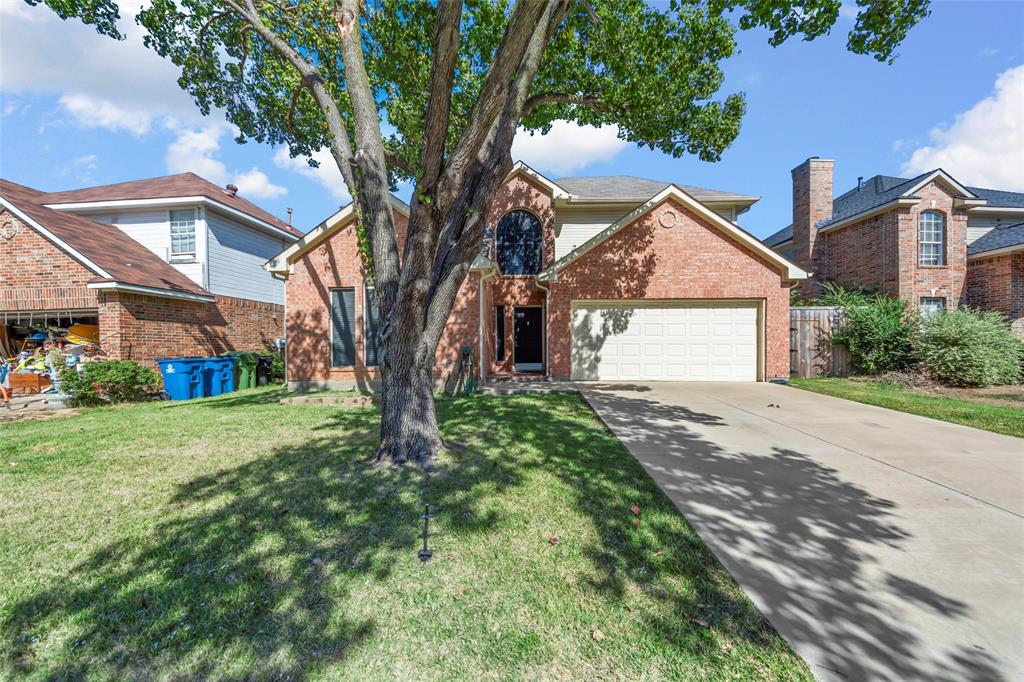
[513,307,543,371]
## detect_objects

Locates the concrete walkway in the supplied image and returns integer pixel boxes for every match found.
[579,382,1024,682]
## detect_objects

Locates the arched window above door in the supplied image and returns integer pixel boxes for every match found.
[496,210,543,275]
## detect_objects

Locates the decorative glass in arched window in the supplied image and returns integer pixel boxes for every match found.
[496,211,543,275]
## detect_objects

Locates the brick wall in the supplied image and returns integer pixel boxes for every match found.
[967,252,1024,338]
[895,181,968,307]
[809,180,968,309]
[547,198,792,379]
[485,173,557,373]
[0,210,99,311]
[99,292,283,366]
[817,210,900,296]
[791,157,834,282]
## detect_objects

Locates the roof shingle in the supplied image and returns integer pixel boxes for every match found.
[555,175,757,204]
[1,179,213,298]
[39,172,301,237]
[968,222,1024,256]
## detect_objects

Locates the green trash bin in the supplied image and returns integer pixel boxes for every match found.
[237,352,259,389]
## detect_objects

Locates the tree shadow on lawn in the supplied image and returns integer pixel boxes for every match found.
[1,392,1002,680]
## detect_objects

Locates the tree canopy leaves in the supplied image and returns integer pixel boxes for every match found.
[30,0,929,184]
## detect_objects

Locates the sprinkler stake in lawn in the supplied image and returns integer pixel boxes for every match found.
[418,503,433,562]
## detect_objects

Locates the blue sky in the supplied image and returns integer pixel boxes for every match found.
[1,0,1022,239]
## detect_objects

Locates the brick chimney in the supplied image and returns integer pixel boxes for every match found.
[791,157,834,277]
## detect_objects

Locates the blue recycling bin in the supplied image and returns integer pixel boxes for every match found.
[157,357,205,400]
[202,356,236,396]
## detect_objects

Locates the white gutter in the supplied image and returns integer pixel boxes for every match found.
[967,244,1024,260]
[968,206,1024,216]
[0,196,113,280]
[86,281,216,303]
[44,196,300,242]
[816,198,919,235]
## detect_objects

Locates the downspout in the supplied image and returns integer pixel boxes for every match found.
[534,275,552,379]
[478,274,486,385]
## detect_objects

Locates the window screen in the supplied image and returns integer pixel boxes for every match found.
[331,288,356,366]
[918,211,945,266]
[170,209,196,256]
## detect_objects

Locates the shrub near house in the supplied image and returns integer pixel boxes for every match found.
[920,308,1024,387]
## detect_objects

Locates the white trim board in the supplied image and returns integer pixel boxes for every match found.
[44,196,300,242]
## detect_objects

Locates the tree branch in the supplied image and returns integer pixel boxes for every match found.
[523,91,606,117]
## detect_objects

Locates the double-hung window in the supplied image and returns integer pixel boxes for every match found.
[169,209,197,259]
[331,288,356,367]
[918,211,945,266]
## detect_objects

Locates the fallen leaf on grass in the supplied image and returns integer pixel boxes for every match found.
[592,629,606,642]
[629,503,640,515]
[632,519,641,527]
[690,617,709,628]
[549,535,559,546]
[454,586,466,599]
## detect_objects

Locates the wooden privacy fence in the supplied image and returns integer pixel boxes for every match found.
[790,306,852,378]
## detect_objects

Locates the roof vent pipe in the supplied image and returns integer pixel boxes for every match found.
[287,207,293,225]
[225,183,239,197]
[857,176,864,189]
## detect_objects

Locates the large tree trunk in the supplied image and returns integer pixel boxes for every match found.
[375,324,442,466]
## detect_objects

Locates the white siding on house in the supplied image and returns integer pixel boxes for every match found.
[966,213,1022,244]
[206,209,288,304]
[92,208,206,287]
[553,202,745,260]
[554,204,636,260]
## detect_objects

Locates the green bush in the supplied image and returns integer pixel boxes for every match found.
[261,345,286,382]
[920,308,1023,386]
[61,360,161,406]
[822,284,919,374]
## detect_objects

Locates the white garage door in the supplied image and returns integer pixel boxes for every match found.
[571,303,759,381]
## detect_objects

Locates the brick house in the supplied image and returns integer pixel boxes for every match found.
[266,163,805,390]
[764,158,1024,336]
[0,174,302,364]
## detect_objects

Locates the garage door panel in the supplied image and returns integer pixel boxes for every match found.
[571,303,758,381]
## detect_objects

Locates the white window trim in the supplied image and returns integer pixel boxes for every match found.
[918,211,946,267]
[169,207,198,260]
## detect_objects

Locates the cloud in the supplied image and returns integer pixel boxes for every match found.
[59,93,152,135]
[511,120,627,176]
[274,148,351,204]
[902,65,1024,191]
[978,47,999,59]
[60,154,99,183]
[0,0,199,125]
[838,4,859,20]
[232,168,288,200]
[166,122,287,200]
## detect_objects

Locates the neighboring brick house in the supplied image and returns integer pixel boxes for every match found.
[266,163,805,390]
[0,174,302,365]
[764,158,1024,336]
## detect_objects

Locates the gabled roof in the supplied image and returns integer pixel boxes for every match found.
[538,185,806,282]
[555,175,759,206]
[1,179,214,301]
[764,169,1024,248]
[265,194,410,273]
[39,172,302,239]
[968,222,1024,258]
[763,224,793,248]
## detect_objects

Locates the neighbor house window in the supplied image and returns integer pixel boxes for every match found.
[169,209,197,257]
[919,297,946,317]
[918,211,945,266]
[496,210,543,275]
[331,288,356,366]
[364,284,381,367]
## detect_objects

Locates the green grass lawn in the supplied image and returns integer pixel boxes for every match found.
[0,387,809,681]
[788,377,1024,438]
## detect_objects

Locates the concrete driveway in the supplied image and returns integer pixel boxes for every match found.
[579,382,1024,682]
